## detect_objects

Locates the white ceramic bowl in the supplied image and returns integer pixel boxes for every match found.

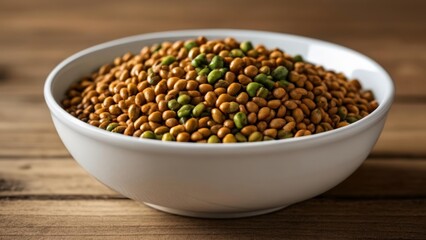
[44,29,394,218]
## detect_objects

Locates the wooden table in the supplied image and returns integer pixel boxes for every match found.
[1,0,425,238]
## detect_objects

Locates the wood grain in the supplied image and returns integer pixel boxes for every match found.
[0,199,425,239]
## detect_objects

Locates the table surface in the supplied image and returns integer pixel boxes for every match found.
[1,0,425,239]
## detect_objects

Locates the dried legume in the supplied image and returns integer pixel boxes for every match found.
[62,36,378,143]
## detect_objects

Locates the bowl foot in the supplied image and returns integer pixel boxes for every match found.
[144,202,287,219]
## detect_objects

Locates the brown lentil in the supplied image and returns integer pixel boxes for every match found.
[258,107,271,121]
[244,65,258,78]
[217,127,231,139]
[264,128,278,138]
[176,132,190,142]
[241,125,257,136]
[204,91,217,107]
[236,92,249,104]
[237,74,252,85]
[62,36,378,143]
[191,131,204,141]
[198,128,211,138]
[257,121,268,132]
[154,126,170,135]
[295,129,312,137]
[211,108,225,124]
[269,118,286,129]
[184,118,198,133]
[227,83,241,96]
[170,125,185,137]
[223,134,237,143]
[165,118,179,128]
[267,99,281,109]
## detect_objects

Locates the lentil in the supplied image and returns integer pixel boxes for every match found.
[234,112,248,129]
[207,69,223,84]
[248,131,263,142]
[223,134,237,143]
[63,36,378,143]
[207,135,221,143]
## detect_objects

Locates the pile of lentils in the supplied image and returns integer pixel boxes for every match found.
[62,36,379,143]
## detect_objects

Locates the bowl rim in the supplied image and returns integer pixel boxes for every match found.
[44,29,395,152]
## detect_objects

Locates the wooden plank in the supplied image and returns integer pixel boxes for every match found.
[1,0,424,35]
[372,102,426,157]
[0,131,68,158]
[0,159,116,197]
[325,158,426,198]
[0,158,425,198]
[0,199,424,239]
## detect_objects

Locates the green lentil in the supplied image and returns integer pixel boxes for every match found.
[198,67,210,76]
[246,82,263,97]
[254,73,275,90]
[167,99,181,111]
[177,94,191,105]
[234,112,248,129]
[271,66,289,80]
[106,123,119,131]
[293,54,303,62]
[240,41,253,53]
[235,132,247,142]
[192,102,206,117]
[191,53,207,67]
[346,116,358,123]
[161,55,176,65]
[184,41,197,50]
[162,133,175,141]
[277,79,291,87]
[230,49,244,57]
[141,130,156,139]
[177,104,194,118]
[207,135,221,143]
[209,55,224,69]
[256,87,269,98]
[207,69,223,84]
[248,131,263,142]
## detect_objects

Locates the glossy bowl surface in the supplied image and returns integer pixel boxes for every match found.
[44,29,394,218]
